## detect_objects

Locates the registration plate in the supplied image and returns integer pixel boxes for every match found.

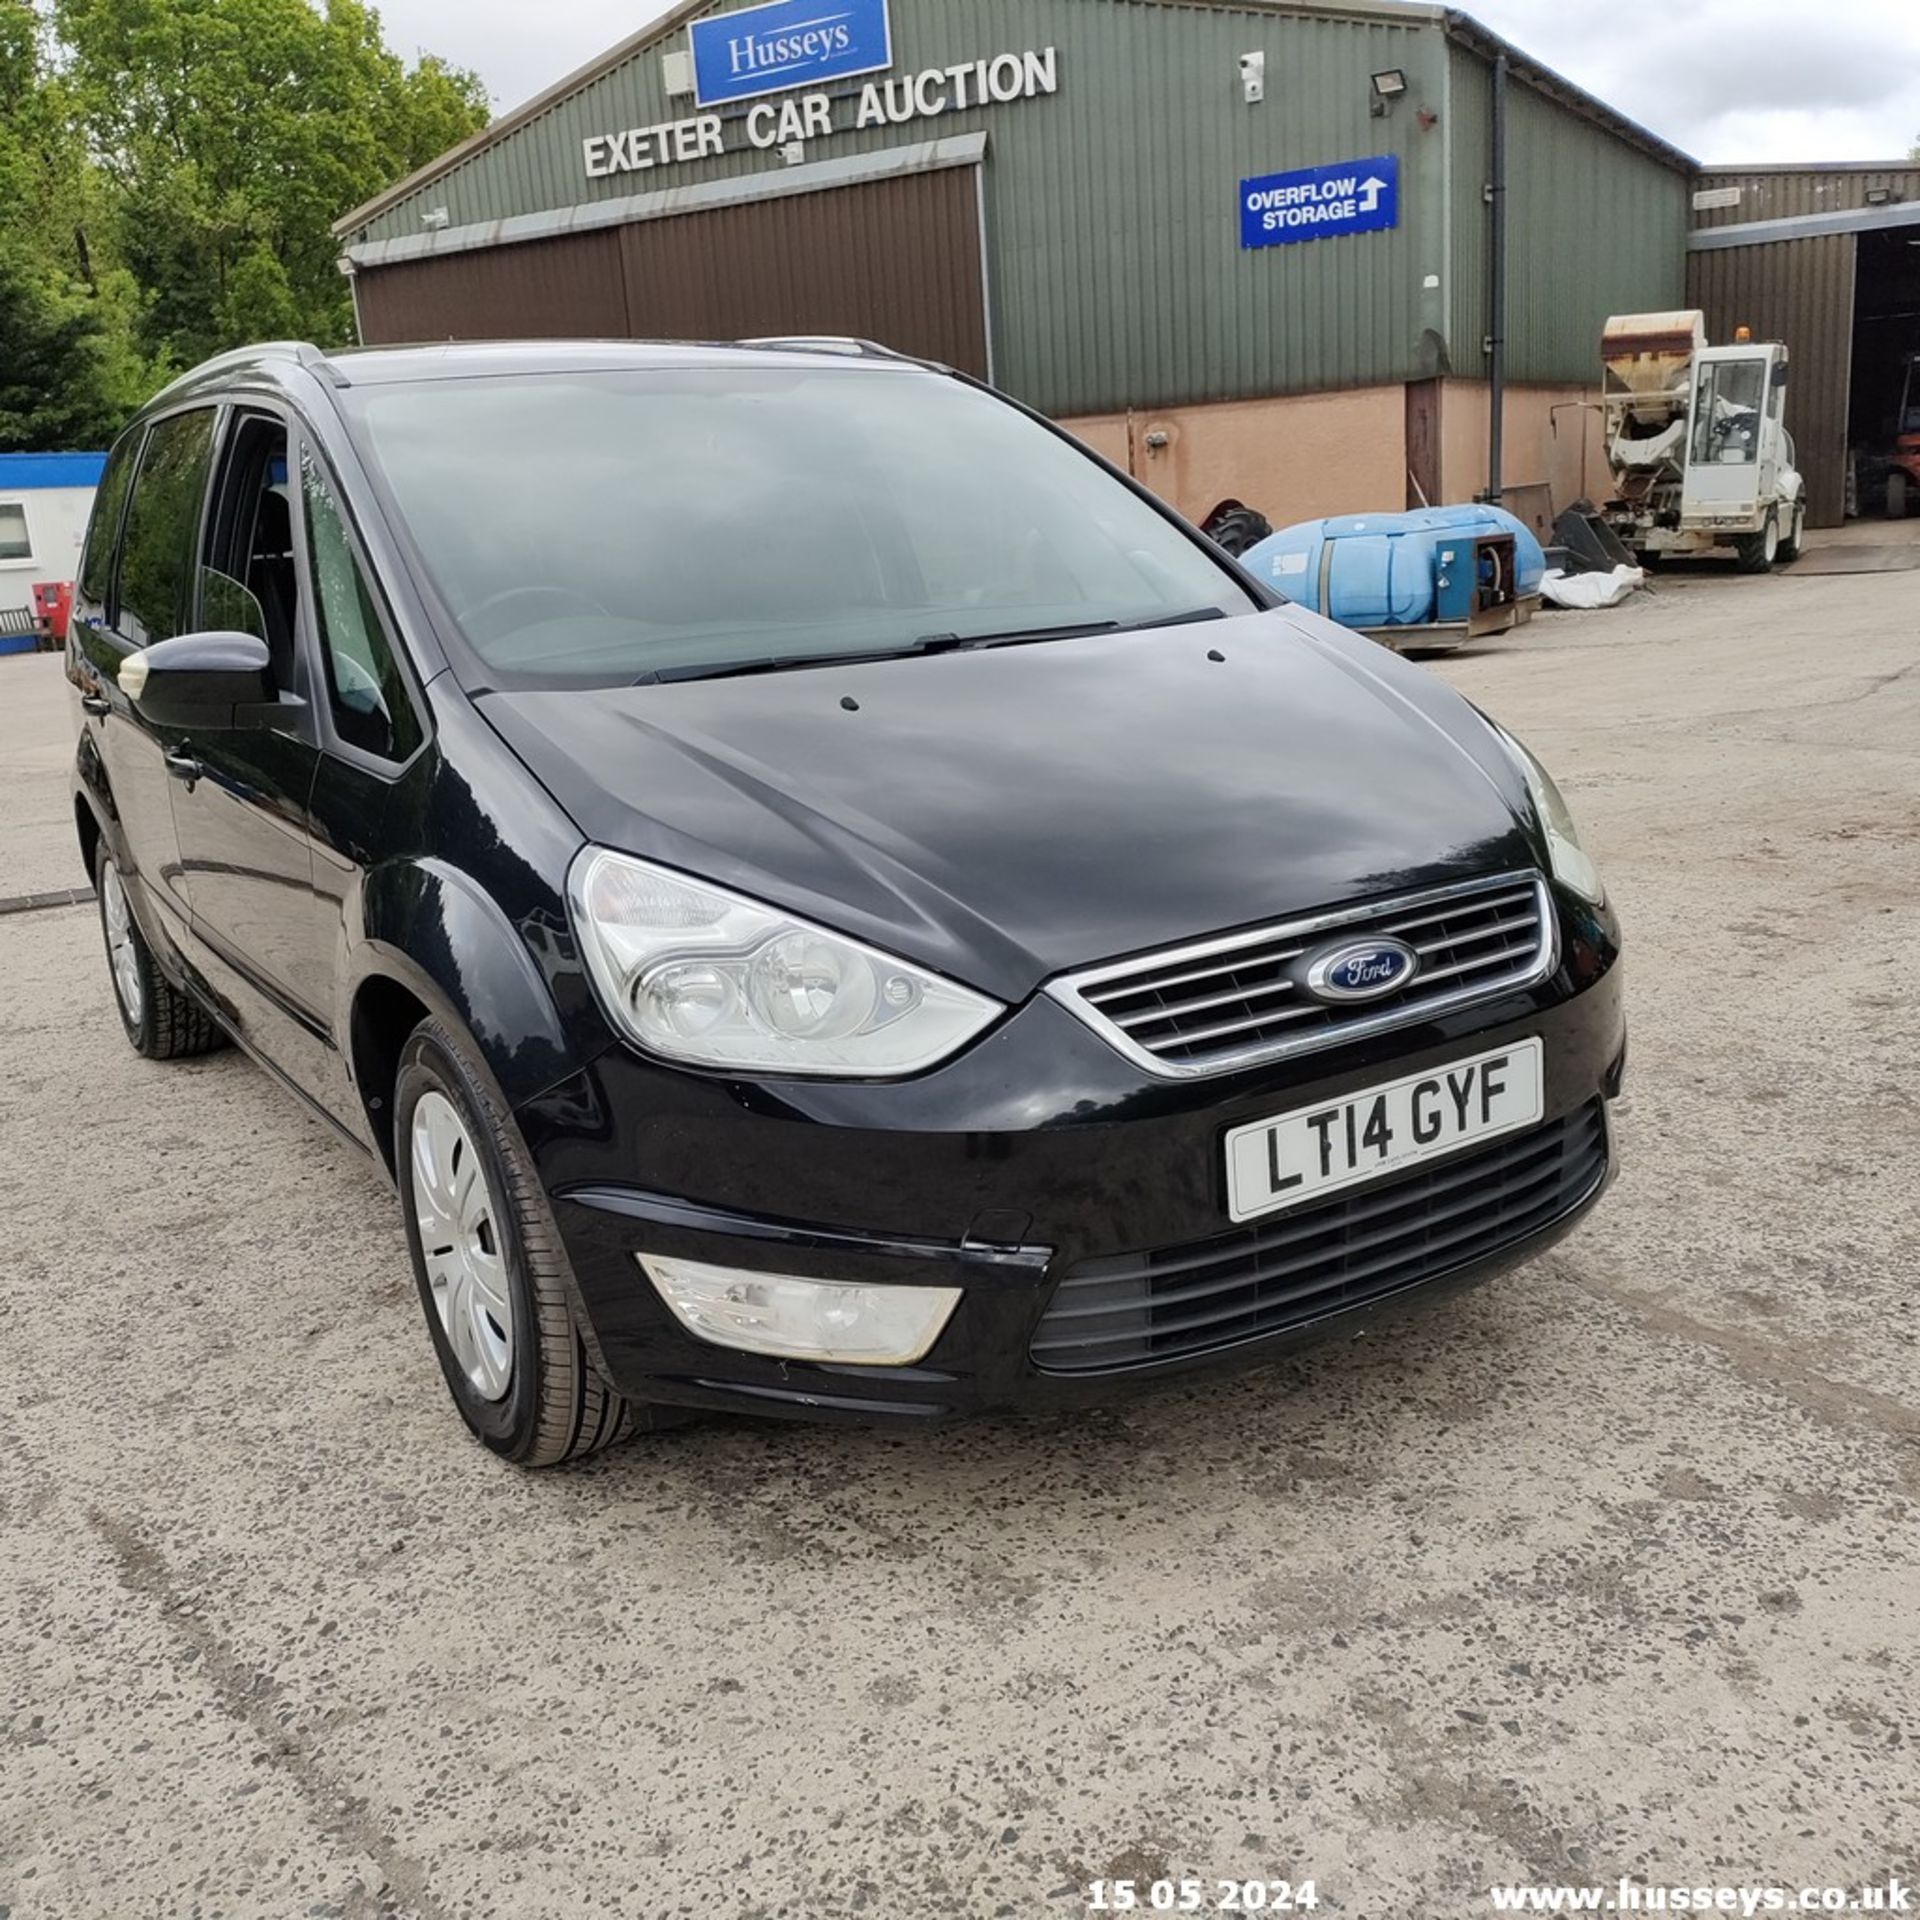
[1223,1038,1545,1224]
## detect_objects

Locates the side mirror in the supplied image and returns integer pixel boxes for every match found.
[118,630,275,731]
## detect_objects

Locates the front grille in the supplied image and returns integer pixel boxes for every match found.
[1049,872,1554,1078]
[1029,1102,1607,1374]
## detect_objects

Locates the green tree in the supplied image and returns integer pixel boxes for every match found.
[0,244,128,449]
[0,2,166,444]
[50,0,488,367]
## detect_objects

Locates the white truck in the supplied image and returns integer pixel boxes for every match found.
[1600,310,1805,572]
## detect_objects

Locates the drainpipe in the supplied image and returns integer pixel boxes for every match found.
[1486,50,1508,503]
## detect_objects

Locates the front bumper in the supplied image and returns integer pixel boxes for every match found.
[519,890,1624,1424]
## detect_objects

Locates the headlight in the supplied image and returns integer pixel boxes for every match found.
[1489,725,1606,907]
[567,846,1003,1075]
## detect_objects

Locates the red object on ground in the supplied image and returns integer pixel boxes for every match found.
[32,581,74,644]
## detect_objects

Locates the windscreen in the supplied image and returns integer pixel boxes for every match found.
[1689,358,1766,467]
[345,365,1256,685]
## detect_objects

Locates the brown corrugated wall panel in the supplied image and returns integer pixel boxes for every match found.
[1687,235,1856,527]
[355,230,629,344]
[616,170,988,376]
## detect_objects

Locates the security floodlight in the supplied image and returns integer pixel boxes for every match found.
[1371,68,1408,99]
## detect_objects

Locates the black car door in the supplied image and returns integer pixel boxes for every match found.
[292,434,434,1125]
[164,405,339,1104]
[71,408,221,960]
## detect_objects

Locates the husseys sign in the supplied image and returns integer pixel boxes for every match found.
[581,0,1059,181]
[689,0,894,105]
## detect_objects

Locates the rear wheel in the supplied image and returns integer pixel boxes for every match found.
[94,844,225,1059]
[1889,472,1910,520]
[394,1018,685,1465]
[1735,513,1778,574]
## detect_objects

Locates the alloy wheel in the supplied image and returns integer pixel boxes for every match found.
[409,1090,514,1401]
[100,862,144,1027]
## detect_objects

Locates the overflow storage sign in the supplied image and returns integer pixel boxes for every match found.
[1240,154,1398,249]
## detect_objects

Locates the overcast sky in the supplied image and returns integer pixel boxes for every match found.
[372,0,1918,166]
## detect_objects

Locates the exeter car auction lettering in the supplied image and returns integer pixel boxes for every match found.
[582,47,1058,179]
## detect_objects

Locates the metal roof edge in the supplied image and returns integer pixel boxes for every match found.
[1695,159,1920,176]
[333,0,717,238]
[1440,8,1695,175]
[1689,199,1920,250]
[340,132,991,272]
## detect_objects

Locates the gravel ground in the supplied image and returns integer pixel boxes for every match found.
[2,546,1916,1920]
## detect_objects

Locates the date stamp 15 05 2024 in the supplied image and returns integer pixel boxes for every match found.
[1085,1881,1320,1913]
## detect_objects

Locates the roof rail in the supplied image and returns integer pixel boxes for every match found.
[736,335,918,363]
[147,340,343,405]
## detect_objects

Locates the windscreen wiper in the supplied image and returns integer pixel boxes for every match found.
[947,606,1229,649]
[645,631,979,684]
[641,606,1230,685]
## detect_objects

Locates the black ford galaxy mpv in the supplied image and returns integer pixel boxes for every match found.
[69,339,1623,1465]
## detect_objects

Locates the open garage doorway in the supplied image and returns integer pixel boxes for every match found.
[1848,225,1920,518]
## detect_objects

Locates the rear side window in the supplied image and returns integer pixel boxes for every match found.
[301,448,421,762]
[78,429,142,604]
[116,409,218,646]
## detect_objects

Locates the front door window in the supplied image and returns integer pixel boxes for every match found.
[1689,359,1766,468]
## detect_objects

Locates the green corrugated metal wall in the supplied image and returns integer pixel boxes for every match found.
[1444,45,1687,386]
[344,0,1688,415]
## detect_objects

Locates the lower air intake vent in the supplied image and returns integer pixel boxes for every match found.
[1030,1102,1607,1374]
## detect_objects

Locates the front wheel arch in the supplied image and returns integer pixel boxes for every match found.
[345,857,598,1176]
[348,973,433,1173]
[74,793,102,892]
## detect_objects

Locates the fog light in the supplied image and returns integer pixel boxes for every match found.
[638,1255,961,1365]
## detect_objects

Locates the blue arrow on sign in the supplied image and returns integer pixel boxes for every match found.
[1240,154,1400,249]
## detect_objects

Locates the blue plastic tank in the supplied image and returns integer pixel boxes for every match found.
[1239,504,1545,631]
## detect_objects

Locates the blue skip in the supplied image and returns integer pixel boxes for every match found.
[1240,504,1546,652]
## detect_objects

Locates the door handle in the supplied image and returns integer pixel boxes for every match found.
[80,693,111,717]
[164,747,204,787]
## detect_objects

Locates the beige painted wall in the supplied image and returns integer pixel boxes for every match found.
[1061,381,1612,535]
[1437,381,1613,520]
[1061,387,1407,530]
[1067,414,1132,471]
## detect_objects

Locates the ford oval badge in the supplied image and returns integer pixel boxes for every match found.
[1304,937,1419,1004]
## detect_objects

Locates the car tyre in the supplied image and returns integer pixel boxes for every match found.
[1200,498,1274,557]
[394,1017,686,1466]
[95,842,226,1059]
[1777,504,1805,564]
[1735,513,1778,574]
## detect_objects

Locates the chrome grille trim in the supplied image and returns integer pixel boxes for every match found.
[1046,872,1558,1079]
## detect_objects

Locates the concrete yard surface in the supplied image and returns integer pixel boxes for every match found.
[2,549,1916,1919]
